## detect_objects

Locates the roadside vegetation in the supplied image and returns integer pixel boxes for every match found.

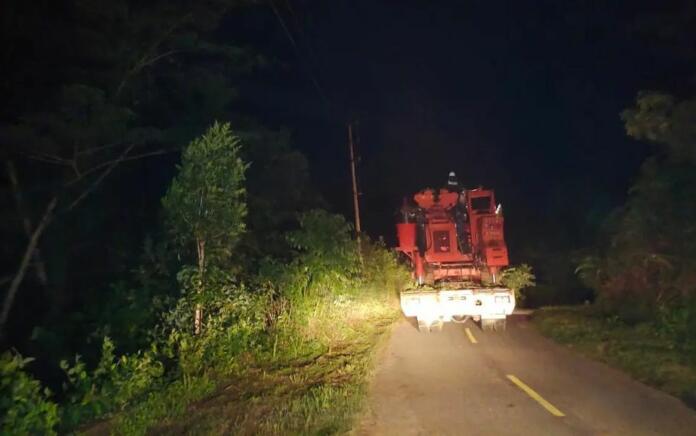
[1,123,409,435]
[535,91,696,408]
[534,306,696,408]
[499,264,536,302]
[0,3,409,434]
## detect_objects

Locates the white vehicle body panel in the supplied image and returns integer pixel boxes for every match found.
[400,287,515,324]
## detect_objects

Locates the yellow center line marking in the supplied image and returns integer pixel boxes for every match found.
[506,374,565,417]
[465,327,478,344]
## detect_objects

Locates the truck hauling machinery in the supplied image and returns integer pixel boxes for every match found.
[396,173,515,332]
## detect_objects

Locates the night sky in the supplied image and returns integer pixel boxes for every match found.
[222,0,694,258]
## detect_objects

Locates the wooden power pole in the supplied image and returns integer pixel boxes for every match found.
[348,123,363,262]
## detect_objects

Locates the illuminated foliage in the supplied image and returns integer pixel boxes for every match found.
[163,122,249,267]
[0,353,58,435]
[499,264,536,300]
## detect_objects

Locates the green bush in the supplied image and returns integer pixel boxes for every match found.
[165,285,269,378]
[499,264,536,300]
[657,299,696,359]
[59,337,164,428]
[361,238,410,299]
[285,209,361,299]
[0,353,59,435]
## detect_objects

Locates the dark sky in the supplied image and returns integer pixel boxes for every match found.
[225,0,694,253]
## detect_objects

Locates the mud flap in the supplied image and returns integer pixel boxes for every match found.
[481,318,506,331]
[417,318,429,333]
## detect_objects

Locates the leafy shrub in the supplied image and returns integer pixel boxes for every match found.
[84,237,179,352]
[0,353,59,435]
[285,209,360,299]
[499,264,536,300]
[163,266,269,378]
[59,337,164,428]
[361,238,410,299]
[570,93,696,337]
[657,299,696,359]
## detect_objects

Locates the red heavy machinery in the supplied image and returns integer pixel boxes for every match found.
[396,175,515,331]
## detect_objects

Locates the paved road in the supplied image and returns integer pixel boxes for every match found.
[359,317,696,435]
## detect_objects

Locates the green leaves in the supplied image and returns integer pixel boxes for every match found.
[163,121,249,266]
[59,337,164,428]
[579,91,696,319]
[499,264,536,300]
[622,92,696,163]
[1,352,59,435]
[284,210,360,298]
[575,255,605,290]
[622,92,675,143]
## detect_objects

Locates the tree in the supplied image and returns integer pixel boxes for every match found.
[579,92,696,311]
[0,0,258,343]
[621,91,696,163]
[162,122,248,333]
[237,129,323,267]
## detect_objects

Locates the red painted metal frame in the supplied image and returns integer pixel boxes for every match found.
[396,186,509,284]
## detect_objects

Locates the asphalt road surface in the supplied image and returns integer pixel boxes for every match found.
[359,316,696,436]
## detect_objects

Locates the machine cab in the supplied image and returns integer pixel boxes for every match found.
[467,188,496,215]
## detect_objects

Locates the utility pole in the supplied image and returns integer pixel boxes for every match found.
[348,123,363,263]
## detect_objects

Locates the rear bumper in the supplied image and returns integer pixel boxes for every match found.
[400,287,515,323]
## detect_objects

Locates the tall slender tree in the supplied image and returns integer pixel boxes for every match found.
[162,122,248,333]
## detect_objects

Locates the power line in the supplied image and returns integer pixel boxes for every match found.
[268,0,334,113]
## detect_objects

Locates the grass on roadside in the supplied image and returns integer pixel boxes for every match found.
[84,291,400,435]
[148,292,400,435]
[533,306,696,408]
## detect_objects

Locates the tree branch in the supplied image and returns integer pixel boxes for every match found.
[0,197,57,341]
[139,49,180,69]
[74,141,127,157]
[6,161,49,286]
[22,151,73,166]
[65,148,178,187]
[114,15,189,99]
[64,143,137,212]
